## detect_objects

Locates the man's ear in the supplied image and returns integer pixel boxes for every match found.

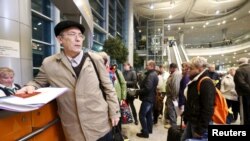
[56,36,63,45]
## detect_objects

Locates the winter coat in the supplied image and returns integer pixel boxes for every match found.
[114,69,127,101]
[27,51,120,141]
[137,70,159,103]
[166,70,182,100]
[220,74,238,101]
[234,63,250,96]
[183,70,215,135]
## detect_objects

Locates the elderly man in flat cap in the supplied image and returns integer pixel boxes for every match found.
[17,20,120,141]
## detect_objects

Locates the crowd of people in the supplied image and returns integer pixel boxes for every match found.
[1,20,250,141]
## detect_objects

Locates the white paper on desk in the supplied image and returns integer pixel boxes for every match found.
[0,103,40,112]
[0,87,68,112]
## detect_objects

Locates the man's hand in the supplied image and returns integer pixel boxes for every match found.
[111,117,120,127]
[16,86,36,94]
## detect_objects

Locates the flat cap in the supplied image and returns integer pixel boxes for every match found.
[54,20,85,36]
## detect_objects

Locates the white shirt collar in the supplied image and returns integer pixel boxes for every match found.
[67,50,83,67]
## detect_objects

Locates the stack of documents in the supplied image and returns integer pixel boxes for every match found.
[0,87,68,112]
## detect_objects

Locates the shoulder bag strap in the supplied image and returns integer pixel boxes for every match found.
[85,52,106,100]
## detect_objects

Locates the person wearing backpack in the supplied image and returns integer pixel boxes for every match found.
[181,57,216,141]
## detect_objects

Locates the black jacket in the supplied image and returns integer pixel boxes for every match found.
[234,63,250,96]
[137,70,158,103]
[183,70,215,135]
[123,69,137,88]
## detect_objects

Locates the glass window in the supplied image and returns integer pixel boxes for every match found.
[90,0,104,17]
[31,0,51,17]
[32,42,52,68]
[32,15,51,42]
[31,0,53,77]
[94,29,105,43]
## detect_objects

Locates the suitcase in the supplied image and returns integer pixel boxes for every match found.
[167,116,184,141]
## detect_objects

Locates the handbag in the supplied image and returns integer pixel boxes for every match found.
[112,126,124,141]
[120,101,133,124]
[127,88,137,97]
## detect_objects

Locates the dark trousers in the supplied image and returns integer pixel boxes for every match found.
[226,99,240,120]
[127,96,138,122]
[242,95,250,125]
[139,101,153,135]
[97,130,113,141]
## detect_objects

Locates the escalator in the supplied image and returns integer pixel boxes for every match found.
[167,41,189,70]
[176,45,189,62]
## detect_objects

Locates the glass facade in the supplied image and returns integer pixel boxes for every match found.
[90,0,127,52]
[31,0,53,77]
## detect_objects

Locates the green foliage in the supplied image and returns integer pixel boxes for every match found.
[103,37,128,64]
[133,51,144,69]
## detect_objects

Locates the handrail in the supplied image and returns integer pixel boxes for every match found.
[180,45,189,62]
[16,118,60,141]
[172,44,182,71]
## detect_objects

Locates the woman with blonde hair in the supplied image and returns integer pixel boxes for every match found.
[0,67,21,97]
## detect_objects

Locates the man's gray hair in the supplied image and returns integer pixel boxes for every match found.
[190,56,208,68]
[238,57,249,65]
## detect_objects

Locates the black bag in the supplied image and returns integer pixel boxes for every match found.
[127,88,137,97]
[167,116,184,141]
[167,125,183,141]
[112,126,124,141]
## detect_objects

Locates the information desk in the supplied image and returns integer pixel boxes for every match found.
[0,100,65,141]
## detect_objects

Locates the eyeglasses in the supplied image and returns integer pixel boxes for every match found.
[61,32,85,39]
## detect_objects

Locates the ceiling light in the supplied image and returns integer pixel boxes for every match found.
[233,17,237,20]
[203,25,206,28]
[206,22,209,25]
[139,30,141,33]
[178,27,181,30]
[169,15,173,19]
[217,22,221,25]
[222,20,226,24]
[191,26,194,29]
[216,10,220,15]
[150,4,154,9]
[248,10,250,14]
[170,0,175,7]
[244,50,247,52]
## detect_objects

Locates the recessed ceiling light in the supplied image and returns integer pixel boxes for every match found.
[216,10,220,15]
[150,4,154,9]
[217,23,221,25]
[222,20,226,24]
[206,22,209,25]
[178,27,181,30]
[233,17,237,20]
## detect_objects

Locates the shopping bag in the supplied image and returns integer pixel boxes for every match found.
[120,101,133,124]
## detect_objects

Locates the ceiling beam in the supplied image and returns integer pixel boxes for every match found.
[183,0,197,23]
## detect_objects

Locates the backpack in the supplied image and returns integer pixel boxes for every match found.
[197,76,228,124]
